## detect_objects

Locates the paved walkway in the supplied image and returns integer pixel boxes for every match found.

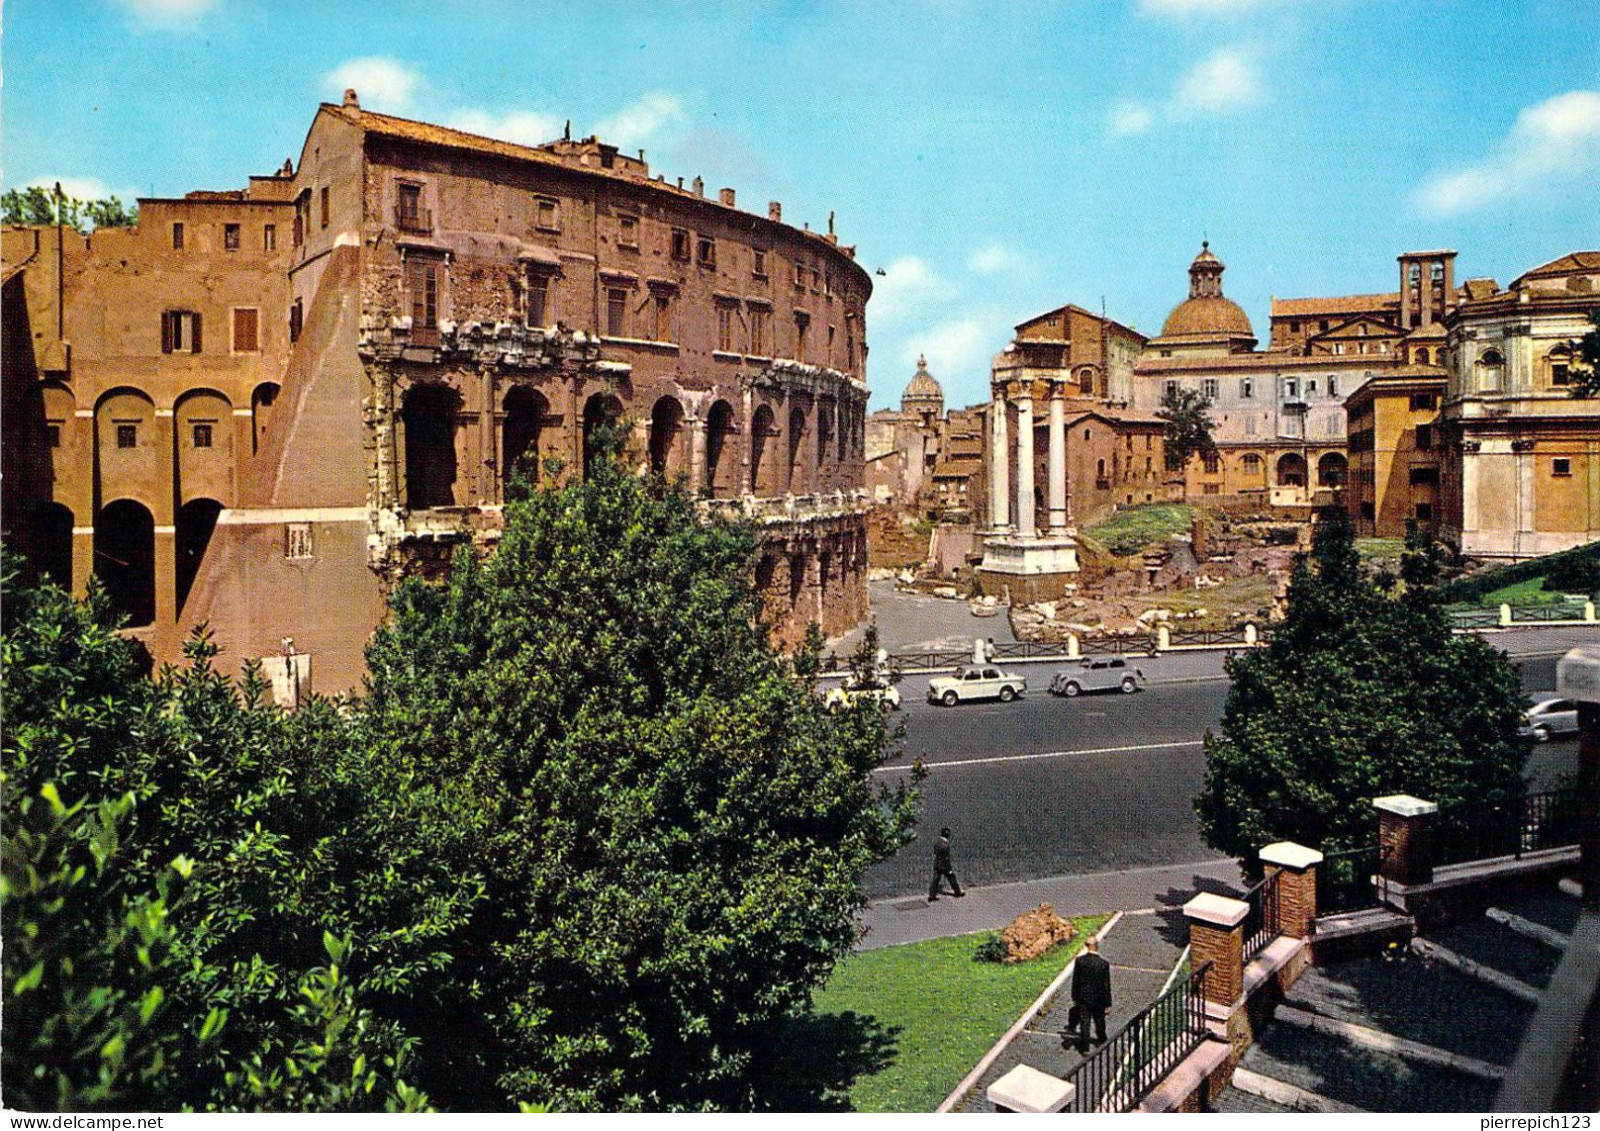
[831,579,1016,656]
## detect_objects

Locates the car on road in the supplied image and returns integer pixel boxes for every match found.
[1049,657,1146,697]
[823,678,903,713]
[927,666,1027,707]
[1519,695,1580,742]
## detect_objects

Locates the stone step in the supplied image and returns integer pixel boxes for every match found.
[1273,1004,1505,1082]
[1228,1066,1367,1113]
[1408,937,1542,1004]
[1213,1084,1298,1114]
[1485,906,1571,953]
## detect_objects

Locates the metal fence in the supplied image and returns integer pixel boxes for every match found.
[1315,844,1386,914]
[1434,787,1582,867]
[1241,870,1281,962]
[1167,626,1256,648]
[1061,961,1214,1113]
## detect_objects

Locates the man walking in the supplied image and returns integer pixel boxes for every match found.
[927,827,965,902]
[1065,935,1112,1053]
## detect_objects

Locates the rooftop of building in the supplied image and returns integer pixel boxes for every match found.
[1270,292,1399,320]
[903,354,944,402]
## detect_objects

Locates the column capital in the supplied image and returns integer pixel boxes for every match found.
[1183,892,1249,928]
[1373,794,1437,818]
[1260,841,1324,872]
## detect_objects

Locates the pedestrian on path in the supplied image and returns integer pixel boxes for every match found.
[927,827,965,902]
[984,637,997,663]
[1065,936,1112,1054]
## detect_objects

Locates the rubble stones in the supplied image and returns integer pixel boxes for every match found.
[1000,903,1078,964]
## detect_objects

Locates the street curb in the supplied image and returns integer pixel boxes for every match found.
[934,912,1124,1115]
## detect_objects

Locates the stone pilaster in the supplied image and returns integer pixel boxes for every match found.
[1259,842,1323,939]
[1374,794,1438,887]
[1184,892,1250,1008]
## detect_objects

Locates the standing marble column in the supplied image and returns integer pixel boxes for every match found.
[991,392,1011,532]
[1016,392,1036,538]
[1048,389,1067,534]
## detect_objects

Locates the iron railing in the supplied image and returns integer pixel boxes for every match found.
[1434,787,1582,867]
[1168,626,1252,647]
[1510,601,1591,623]
[1241,870,1281,962]
[1316,844,1386,914]
[1446,606,1503,629]
[1061,961,1214,1113]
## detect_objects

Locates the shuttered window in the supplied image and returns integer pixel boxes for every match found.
[232,307,260,353]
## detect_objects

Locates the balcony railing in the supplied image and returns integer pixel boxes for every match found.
[1060,962,1214,1112]
[395,205,433,234]
[1241,870,1280,962]
[1316,843,1388,914]
[1434,787,1582,867]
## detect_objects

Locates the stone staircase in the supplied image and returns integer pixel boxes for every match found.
[1216,886,1580,1113]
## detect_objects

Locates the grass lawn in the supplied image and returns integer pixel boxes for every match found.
[1477,575,1566,606]
[1088,505,1196,557]
[1155,574,1274,627]
[765,916,1109,1113]
[1355,537,1405,561]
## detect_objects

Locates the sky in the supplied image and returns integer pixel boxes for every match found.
[4,0,1598,409]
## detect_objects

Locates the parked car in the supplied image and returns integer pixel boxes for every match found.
[926,666,1027,707]
[823,679,903,713]
[1519,695,1580,742]
[1049,657,1146,697]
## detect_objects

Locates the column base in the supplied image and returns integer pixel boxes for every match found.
[980,532,1079,576]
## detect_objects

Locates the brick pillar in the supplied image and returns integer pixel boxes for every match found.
[1184,893,1250,1008]
[1374,794,1438,886]
[1260,842,1323,938]
[1557,645,1600,911]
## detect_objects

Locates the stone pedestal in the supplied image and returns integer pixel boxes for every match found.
[987,1064,1076,1113]
[978,533,1081,604]
[1374,794,1438,887]
[1184,892,1250,1008]
[1260,842,1323,939]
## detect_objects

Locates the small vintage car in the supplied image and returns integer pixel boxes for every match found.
[1518,695,1580,742]
[822,679,903,713]
[1048,657,1147,697]
[927,666,1027,707]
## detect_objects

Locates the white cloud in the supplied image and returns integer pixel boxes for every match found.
[322,57,424,112]
[870,256,956,325]
[27,176,136,203]
[1108,45,1262,137]
[1139,0,1281,17]
[1108,98,1155,137]
[448,109,564,147]
[111,0,216,30]
[1414,90,1600,217]
[968,243,1026,276]
[908,318,996,383]
[596,93,686,149]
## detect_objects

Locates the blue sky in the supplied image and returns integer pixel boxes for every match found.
[5,0,1598,408]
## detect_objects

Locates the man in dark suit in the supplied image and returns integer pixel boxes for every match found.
[1066,936,1112,1053]
[927,827,965,902]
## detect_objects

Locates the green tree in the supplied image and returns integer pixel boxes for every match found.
[1194,508,1527,860]
[358,455,919,1111]
[1158,386,1217,469]
[1569,309,1600,397]
[2,186,137,231]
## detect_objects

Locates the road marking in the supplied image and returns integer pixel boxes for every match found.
[873,739,1204,774]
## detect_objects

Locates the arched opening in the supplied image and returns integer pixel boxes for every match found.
[754,553,777,597]
[817,399,836,467]
[32,502,74,587]
[1277,452,1307,487]
[404,384,461,509]
[1317,451,1347,488]
[502,386,549,494]
[582,393,625,479]
[251,382,281,455]
[1240,452,1263,478]
[750,404,778,495]
[176,388,234,505]
[648,396,686,479]
[818,550,832,599]
[788,404,808,493]
[705,399,735,497]
[789,551,809,608]
[175,497,223,614]
[95,499,155,627]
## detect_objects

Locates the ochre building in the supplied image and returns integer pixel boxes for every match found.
[2,91,875,693]
[1343,370,1447,537]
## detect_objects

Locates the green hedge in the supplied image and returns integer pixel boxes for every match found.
[1435,540,1600,605]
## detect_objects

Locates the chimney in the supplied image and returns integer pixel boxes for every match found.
[768,201,782,222]
[677,177,684,189]
[343,88,360,109]
[719,187,736,207]
[691,175,704,197]
[638,149,646,161]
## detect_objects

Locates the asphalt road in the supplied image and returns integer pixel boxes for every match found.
[861,627,1593,900]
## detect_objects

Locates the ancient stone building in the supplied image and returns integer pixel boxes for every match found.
[2,92,873,693]
[865,354,947,513]
[1344,370,1448,537]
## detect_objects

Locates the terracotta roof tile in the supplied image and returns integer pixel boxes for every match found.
[1270,292,1397,318]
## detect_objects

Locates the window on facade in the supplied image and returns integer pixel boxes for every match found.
[1415,424,1433,450]
[753,249,768,277]
[396,183,426,232]
[264,224,277,251]
[794,312,810,363]
[1243,453,1261,472]
[1319,320,1329,332]
[46,423,61,448]
[1415,502,1433,521]
[1551,360,1571,386]
[223,223,241,251]
[697,236,716,267]
[1306,378,1319,395]
[1240,378,1254,399]
[606,288,627,337]
[1289,321,1300,334]
[115,423,138,449]
[1165,449,1183,471]
[618,214,638,248]
[716,304,736,352]
[1164,380,1179,400]
[525,272,552,328]
[320,186,330,229]
[749,305,769,355]
[1203,451,1221,474]
[1409,466,1439,486]
[793,261,806,290]
[1244,416,1257,436]
[405,255,441,340]
[1202,378,1218,399]
[1284,378,1298,398]
[1409,393,1437,411]
[1329,376,1339,397]
[670,228,690,260]
[1553,458,1573,477]
[846,320,856,370]
[289,299,303,344]
[536,198,559,232]
[172,222,185,250]
[653,291,674,342]
[231,307,260,353]
[1361,501,1376,520]
[1203,483,1221,495]
[192,422,214,449]
[162,310,202,353]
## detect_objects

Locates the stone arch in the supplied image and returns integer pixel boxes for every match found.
[750,403,780,495]
[582,392,625,479]
[648,395,687,479]
[403,383,462,509]
[32,501,74,588]
[251,381,281,455]
[175,496,223,615]
[704,399,736,497]
[787,402,808,493]
[1277,452,1307,487]
[95,498,156,627]
[502,385,550,492]
[789,550,809,608]
[175,388,234,505]
[94,387,158,511]
[1317,451,1347,488]
[1239,451,1264,479]
[817,398,836,468]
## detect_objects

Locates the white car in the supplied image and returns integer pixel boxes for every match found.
[823,680,903,713]
[927,666,1027,707]
[1519,695,1580,742]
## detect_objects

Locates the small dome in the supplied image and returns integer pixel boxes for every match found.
[1160,295,1255,338]
[903,354,944,401]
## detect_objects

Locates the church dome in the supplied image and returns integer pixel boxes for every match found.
[1158,242,1255,341]
[903,354,943,402]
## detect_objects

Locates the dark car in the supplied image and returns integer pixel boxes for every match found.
[1049,657,1146,697]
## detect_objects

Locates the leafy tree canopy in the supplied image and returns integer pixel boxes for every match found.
[1157,386,1217,467]
[1194,508,1527,861]
[2,186,137,232]
[1569,309,1600,397]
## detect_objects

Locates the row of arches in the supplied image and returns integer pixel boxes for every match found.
[398,382,866,511]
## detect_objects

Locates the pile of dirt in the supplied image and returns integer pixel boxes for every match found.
[1000,903,1078,964]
